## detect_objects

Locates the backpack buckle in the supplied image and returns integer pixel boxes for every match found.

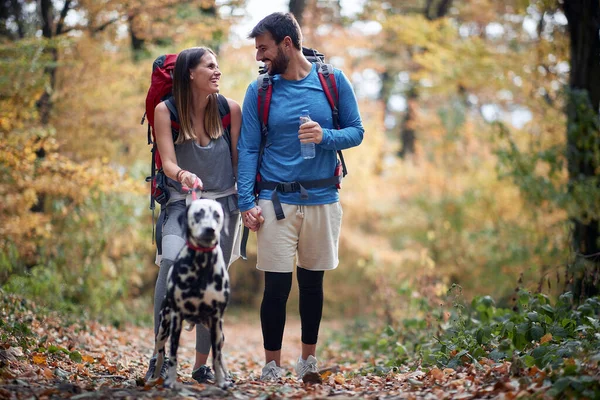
[278,182,300,193]
[260,75,270,91]
[154,191,168,205]
[318,63,330,78]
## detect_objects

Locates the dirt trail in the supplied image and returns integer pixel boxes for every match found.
[1,296,379,400]
[142,315,333,381]
[1,293,544,399]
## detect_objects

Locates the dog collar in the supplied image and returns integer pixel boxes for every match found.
[187,241,216,253]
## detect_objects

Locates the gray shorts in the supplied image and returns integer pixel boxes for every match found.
[158,194,241,266]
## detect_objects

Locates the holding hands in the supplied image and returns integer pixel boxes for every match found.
[242,206,264,232]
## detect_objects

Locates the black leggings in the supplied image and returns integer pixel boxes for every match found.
[261,267,324,351]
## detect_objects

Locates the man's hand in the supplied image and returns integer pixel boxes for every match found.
[242,206,264,232]
[298,120,323,144]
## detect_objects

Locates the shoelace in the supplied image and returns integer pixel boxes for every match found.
[264,365,281,379]
[298,359,318,377]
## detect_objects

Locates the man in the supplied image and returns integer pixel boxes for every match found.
[237,12,364,382]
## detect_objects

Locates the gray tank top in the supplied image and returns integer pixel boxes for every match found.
[167,135,235,199]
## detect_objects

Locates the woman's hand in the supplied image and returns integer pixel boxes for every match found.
[180,170,204,191]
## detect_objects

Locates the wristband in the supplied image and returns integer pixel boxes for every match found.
[176,169,187,183]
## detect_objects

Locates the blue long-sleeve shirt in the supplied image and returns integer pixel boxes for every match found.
[237,63,364,212]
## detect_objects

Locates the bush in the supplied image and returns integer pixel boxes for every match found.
[1,191,155,327]
[332,286,600,397]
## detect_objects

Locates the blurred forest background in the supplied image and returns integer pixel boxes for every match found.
[0,0,599,329]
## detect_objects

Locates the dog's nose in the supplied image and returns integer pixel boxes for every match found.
[204,228,215,236]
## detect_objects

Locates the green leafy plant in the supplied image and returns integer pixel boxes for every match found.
[333,286,600,397]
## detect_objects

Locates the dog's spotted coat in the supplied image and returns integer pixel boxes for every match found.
[152,199,231,389]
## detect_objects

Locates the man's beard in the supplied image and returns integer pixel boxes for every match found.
[268,47,289,76]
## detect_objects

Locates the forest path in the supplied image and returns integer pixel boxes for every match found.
[1,293,527,399]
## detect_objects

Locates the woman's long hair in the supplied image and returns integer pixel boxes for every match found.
[172,47,223,144]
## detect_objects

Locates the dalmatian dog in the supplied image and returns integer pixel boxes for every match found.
[152,199,231,389]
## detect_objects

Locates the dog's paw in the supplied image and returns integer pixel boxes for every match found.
[143,377,163,389]
[162,379,176,389]
[217,380,234,390]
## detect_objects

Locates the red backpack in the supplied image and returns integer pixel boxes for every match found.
[141,54,231,238]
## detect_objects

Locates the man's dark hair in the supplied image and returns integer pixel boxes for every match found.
[248,12,302,50]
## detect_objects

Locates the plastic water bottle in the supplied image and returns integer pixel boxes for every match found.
[299,109,315,159]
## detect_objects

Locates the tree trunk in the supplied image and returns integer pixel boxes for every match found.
[36,0,70,125]
[33,0,71,212]
[425,0,453,20]
[289,0,307,26]
[563,0,600,300]
[399,0,453,158]
[199,0,217,15]
[37,0,70,122]
[36,0,54,126]
[399,87,418,158]
[128,14,145,58]
[10,0,25,38]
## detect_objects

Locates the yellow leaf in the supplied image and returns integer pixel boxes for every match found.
[320,370,333,380]
[540,333,552,344]
[32,354,47,365]
[334,374,346,385]
[82,355,95,363]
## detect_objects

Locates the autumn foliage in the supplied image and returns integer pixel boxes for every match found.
[0,0,598,362]
[1,0,600,398]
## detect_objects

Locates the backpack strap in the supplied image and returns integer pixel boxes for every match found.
[316,63,347,177]
[257,73,272,138]
[316,63,340,129]
[217,94,231,128]
[255,73,273,191]
[164,97,181,143]
[164,97,178,121]
[216,94,232,149]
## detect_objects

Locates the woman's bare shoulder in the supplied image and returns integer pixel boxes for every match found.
[225,97,241,113]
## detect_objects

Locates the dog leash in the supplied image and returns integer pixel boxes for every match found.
[182,179,201,201]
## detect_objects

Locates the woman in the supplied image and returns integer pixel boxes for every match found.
[145,47,242,384]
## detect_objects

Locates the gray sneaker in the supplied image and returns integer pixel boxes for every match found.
[295,355,322,383]
[144,356,169,382]
[260,360,285,381]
